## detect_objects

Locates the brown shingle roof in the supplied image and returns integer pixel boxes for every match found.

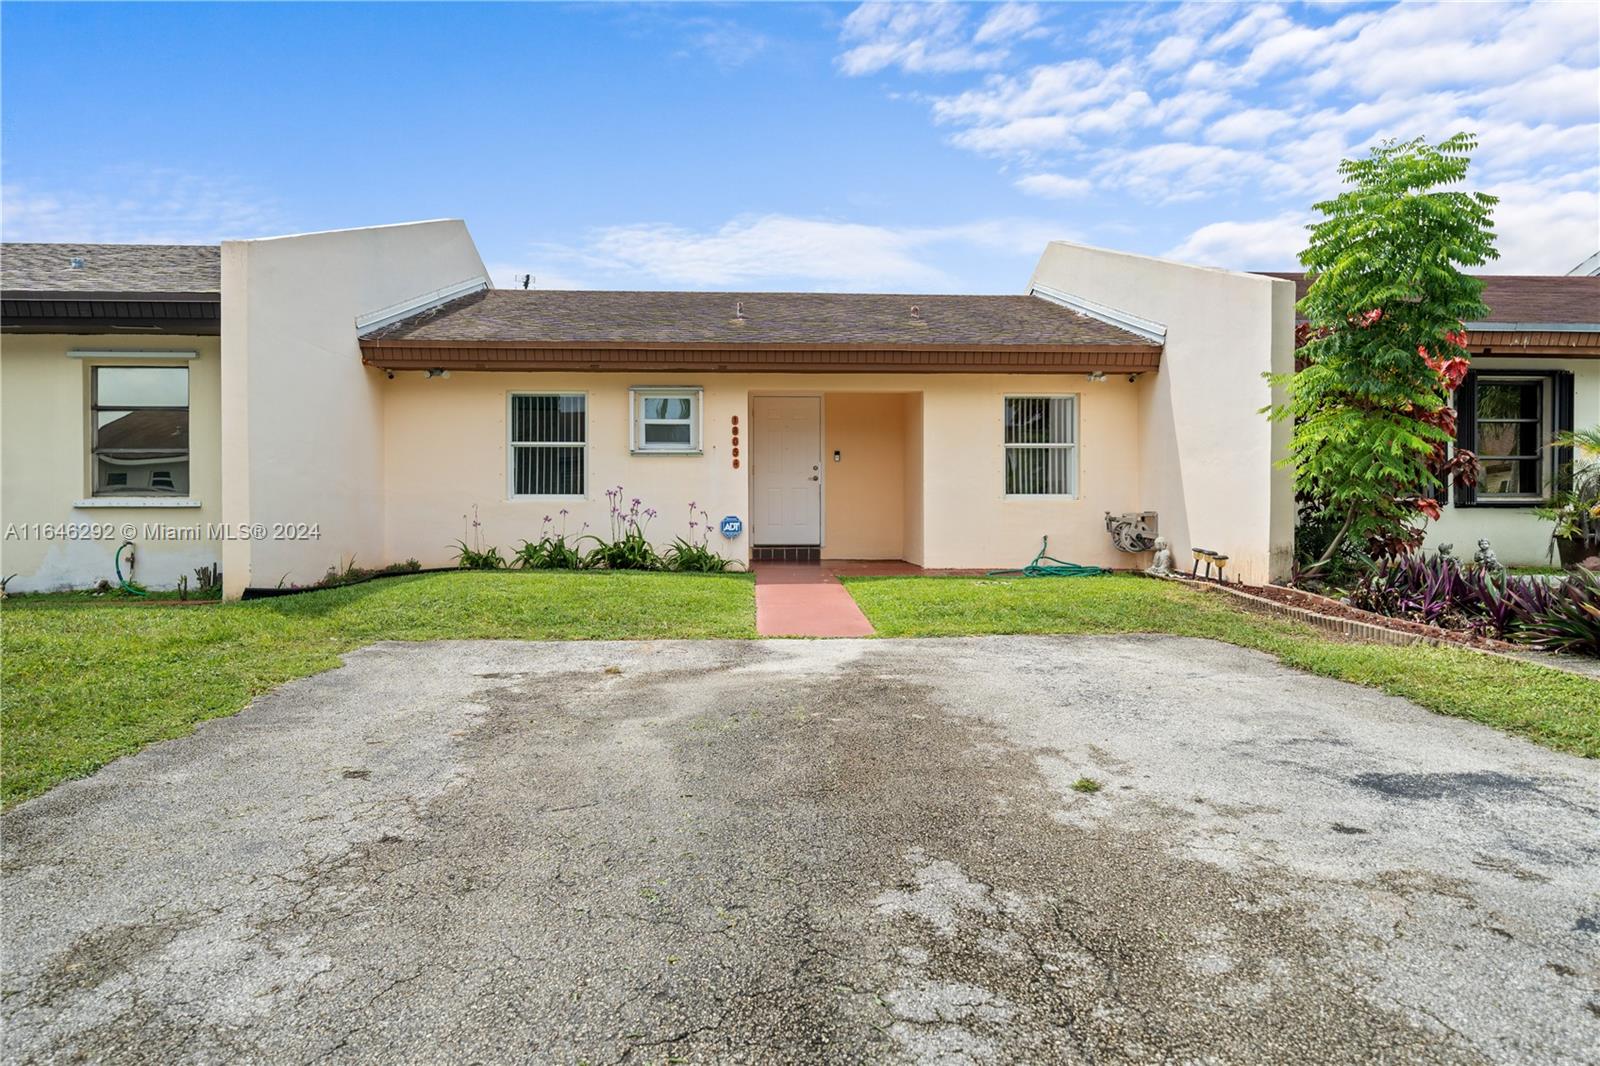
[1,243,220,296]
[1259,272,1600,326]
[361,289,1154,349]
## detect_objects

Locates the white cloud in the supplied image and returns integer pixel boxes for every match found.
[973,3,1043,46]
[836,2,1048,77]
[1163,212,1310,269]
[1,169,286,244]
[1482,170,1600,274]
[521,213,1077,291]
[1014,173,1092,199]
[839,0,1599,265]
[1148,35,1197,71]
[838,2,1012,76]
[1205,107,1298,145]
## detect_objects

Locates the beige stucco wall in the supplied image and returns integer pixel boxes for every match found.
[1028,242,1296,584]
[220,220,489,596]
[1423,356,1600,565]
[380,372,1145,573]
[918,374,1144,569]
[902,394,926,566]
[0,334,223,591]
[824,392,907,560]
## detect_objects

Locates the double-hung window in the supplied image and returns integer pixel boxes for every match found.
[1473,378,1547,500]
[92,366,189,496]
[509,393,586,497]
[630,387,701,454]
[1004,395,1077,496]
[1454,371,1576,507]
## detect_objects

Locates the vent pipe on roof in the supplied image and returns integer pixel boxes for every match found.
[69,257,85,269]
[735,300,745,319]
[910,304,920,318]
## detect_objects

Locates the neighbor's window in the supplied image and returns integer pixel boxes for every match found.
[1004,396,1077,496]
[1474,378,1549,500]
[92,366,189,496]
[510,393,586,497]
[631,387,702,453]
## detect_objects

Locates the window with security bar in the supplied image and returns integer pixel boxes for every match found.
[509,393,587,497]
[1004,395,1077,496]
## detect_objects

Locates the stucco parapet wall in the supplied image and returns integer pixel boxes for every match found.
[358,343,1162,374]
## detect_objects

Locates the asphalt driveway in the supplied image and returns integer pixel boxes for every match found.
[3,636,1597,1064]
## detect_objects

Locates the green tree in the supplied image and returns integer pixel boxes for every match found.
[1271,133,1497,576]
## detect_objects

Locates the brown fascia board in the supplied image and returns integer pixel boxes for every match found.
[359,337,1161,354]
[359,341,1162,374]
[1466,329,1600,357]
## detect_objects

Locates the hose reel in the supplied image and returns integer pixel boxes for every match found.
[1104,512,1159,553]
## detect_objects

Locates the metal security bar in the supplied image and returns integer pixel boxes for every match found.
[510,393,587,497]
[1004,396,1076,496]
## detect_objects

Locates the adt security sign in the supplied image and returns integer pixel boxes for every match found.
[719,515,744,539]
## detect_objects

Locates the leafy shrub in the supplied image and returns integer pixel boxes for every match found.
[580,487,664,570]
[452,541,507,570]
[1517,567,1600,656]
[1350,553,1598,653]
[515,511,586,570]
[662,504,735,572]
[455,504,506,570]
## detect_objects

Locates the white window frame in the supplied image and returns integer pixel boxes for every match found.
[507,391,588,500]
[1002,394,1079,499]
[629,386,703,455]
[90,364,191,498]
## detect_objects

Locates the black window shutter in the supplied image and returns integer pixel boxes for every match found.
[1553,370,1576,494]
[1454,370,1477,508]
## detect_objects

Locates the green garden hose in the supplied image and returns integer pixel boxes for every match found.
[115,540,149,596]
[987,537,1106,578]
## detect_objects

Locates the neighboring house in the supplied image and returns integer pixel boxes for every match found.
[1,243,223,591]
[1264,272,1600,564]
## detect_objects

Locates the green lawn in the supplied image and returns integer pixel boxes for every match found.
[1,571,756,807]
[5,569,1596,809]
[842,574,1600,759]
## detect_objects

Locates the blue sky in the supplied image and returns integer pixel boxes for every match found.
[3,2,1596,292]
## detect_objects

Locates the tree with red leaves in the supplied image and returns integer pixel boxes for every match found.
[1269,134,1497,577]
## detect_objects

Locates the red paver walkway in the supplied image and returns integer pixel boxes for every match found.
[754,563,876,638]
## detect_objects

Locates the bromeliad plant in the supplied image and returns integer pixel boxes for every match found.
[1269,134,1497,579]
[662,503,735,572]
[515,510,586,570]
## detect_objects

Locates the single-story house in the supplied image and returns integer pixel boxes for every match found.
[1264,272,1600,562]
[1,219,1593,598]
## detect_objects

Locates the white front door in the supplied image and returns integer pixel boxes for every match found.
[751,395,822,544]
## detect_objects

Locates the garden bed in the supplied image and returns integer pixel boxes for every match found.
[1224,580,1518,651]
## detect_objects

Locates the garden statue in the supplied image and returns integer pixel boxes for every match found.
[1474,538,1502,572]
[1146,536,1174,577]
[1436,543,1454,561]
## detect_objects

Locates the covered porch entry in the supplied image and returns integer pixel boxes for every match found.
[749,391,923,565]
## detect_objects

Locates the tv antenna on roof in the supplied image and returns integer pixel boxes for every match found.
[520,273,533,289]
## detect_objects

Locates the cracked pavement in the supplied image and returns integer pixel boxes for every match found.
[3,635,1597,1064]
